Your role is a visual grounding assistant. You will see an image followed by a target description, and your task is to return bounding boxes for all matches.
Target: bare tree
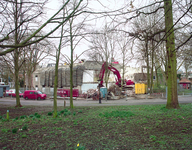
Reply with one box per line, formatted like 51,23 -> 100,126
0,0 -> 84,107
163,0 -> 179,108
116,30 -> 134,87
86,24 -> 117,87
0,0 -> 47,107
130,5 -> 165,93
21,38 -> 53,90
51,0 -> 88,112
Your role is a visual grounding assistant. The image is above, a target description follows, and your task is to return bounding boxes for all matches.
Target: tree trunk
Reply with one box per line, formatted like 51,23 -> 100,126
146,36 -> 150,94
164,0 -> 179,109
70,63 -> 74,109
15,49 -> 22,107
14,0 -> 22,107
70,20 -> 74,109
53,60 -> 58,118
155,66 -> 159,87
150,40 -> 154,94
53,8 -> 65,117
121,54 -> 125,91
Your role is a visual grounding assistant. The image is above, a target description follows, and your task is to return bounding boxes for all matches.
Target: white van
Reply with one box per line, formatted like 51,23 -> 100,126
6,89 -> 23,97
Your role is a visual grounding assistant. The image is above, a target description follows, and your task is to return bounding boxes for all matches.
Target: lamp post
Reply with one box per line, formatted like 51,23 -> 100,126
97,79 -> 101,104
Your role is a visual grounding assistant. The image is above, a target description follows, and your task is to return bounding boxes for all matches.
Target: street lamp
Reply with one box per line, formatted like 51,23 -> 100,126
97,79 -> 102,104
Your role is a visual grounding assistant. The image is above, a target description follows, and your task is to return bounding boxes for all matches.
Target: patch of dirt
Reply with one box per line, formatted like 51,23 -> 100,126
0,105 -> 63,119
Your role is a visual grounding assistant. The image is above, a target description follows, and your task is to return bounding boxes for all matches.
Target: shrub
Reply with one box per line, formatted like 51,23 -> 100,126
48,112 -> 53,116
35,114 -> 41,118
64,109 -> 68,112
78,110 -> 83,113
60,110 -> 65,114
29,115 -> 34,118
12,128 -> 18,133
22,134 -> 27,138
67,111 -> 71,115
1,129 -> 9,133
34,113 -> 41,118
22,125 -> 28,131
34,113 -> 39,116
20,115 -> 27,119
57,112 -> 61,116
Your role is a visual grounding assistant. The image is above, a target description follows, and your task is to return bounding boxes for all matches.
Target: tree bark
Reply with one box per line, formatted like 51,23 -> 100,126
150,40 -> 154,94
163,0 -> 179,108
14,0 -> 22,107
53,6 -> 66,117
145,36 -> 150,94
70,19 -> 74,109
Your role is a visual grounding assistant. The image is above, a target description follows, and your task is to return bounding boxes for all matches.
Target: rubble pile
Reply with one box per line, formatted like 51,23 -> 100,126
79,89 -> 98,99
124,88 -> 135,97
108,85 -> 122,96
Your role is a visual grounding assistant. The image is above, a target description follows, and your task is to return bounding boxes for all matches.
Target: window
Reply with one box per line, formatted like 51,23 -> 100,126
38,91 -> 42,94
29,92 -> 33,94
35,85 -> 38,90
35,75 -> 38,82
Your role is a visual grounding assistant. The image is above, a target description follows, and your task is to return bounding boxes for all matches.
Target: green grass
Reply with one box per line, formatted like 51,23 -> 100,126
0,104 -> 192,149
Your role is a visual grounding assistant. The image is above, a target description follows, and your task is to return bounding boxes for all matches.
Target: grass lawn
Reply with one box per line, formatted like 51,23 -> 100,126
0,103 -> 192,150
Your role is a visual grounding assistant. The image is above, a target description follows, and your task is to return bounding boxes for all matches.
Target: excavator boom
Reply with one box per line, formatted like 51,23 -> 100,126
98,62 -> 122,87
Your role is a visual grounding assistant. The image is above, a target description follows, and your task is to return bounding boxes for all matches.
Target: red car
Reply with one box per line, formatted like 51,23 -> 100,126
23,90 -> 47,100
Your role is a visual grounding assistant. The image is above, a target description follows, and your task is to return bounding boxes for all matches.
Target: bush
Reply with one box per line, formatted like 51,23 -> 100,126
64,109 -> 68,112
34,113 -> 39,116
29,115 -> 34,118
48,112 -> 53,116
57,112 -> 61,116
20,115 -> 27,119
22,134 -> 27,138
67,111 -> 71,115
78,110 -> 83,113
12,128 -> 18,133
34,113 -> 41,118
22,125 -> 28,131
35,114 -> 41,118
60,110 -> 65,114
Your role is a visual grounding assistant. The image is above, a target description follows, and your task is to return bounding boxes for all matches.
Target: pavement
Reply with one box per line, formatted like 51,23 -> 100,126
0,95 -> 192,107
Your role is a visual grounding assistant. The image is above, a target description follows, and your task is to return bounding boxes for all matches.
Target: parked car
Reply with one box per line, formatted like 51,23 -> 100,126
5,89 -> 23,97
23,90 -> 47,100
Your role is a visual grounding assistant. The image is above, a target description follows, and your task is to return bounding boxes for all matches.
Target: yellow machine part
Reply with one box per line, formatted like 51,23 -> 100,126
135,83 -> 147,94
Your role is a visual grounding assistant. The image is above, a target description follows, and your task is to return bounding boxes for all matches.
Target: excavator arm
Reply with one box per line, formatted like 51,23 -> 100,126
98,62 -> 122,87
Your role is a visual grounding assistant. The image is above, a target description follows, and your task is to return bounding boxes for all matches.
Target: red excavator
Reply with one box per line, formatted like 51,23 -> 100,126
98,62 -> 134,88
92,62 -> 134,100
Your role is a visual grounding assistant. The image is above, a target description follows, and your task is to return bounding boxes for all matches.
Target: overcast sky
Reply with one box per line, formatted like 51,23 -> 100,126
41,0 -> 151,67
